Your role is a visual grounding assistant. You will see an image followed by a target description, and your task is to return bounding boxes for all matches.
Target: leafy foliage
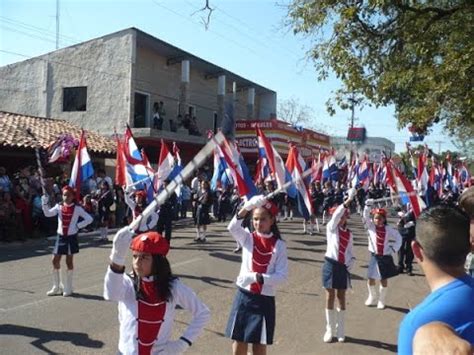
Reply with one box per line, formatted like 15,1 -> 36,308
287,1 -> 474,138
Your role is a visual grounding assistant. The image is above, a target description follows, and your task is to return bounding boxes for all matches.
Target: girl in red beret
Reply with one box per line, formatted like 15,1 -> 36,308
363,199 -> 402,309
42,185 -> 93,296
225,195 -> 288,355
104,227 -> 210,354
321,188 -> 357,343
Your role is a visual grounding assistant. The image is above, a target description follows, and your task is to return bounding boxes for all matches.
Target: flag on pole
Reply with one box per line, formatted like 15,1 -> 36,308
122,126 -> 154,191
168,142 -> 184,181
156,139 -> 175,190
69,130 -> 94,201
221,137 -> 256,199
256,126 -> 296,197
285,144 -> 313,219
386,162 -> 426,218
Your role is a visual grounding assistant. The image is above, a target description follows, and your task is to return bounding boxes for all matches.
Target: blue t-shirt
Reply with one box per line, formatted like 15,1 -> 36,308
398,275 -> 474,354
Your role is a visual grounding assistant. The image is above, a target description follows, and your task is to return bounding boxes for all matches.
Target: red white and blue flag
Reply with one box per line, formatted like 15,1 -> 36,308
122,126 -> 155,194
387,162 -> 426,218
156,139 -> 175,190
285,144 -> 313,219
256,126 -> 296,197
69,131 -> 94,201
221,138 -> 256,199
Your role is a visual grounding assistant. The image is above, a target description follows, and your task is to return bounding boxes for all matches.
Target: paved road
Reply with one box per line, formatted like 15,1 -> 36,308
0,214 -> 430,354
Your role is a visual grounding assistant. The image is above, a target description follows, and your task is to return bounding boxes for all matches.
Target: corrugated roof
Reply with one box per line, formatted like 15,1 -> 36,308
0,111 -> 116,154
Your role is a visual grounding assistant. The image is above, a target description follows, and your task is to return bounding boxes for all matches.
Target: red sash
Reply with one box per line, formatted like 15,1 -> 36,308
375,226 -> 386,255
250,232 -> 277,294
137,279 -> 167,355
337,228 -> 350,264
61,204 -> 75,236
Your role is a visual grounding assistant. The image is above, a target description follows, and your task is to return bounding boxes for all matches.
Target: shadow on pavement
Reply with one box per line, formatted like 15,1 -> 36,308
385,305 -> 410,314
0,324 -> 104,353
344,336 -> 397,352
175,273 -> 234,288
71,293 -> 105,302
208,251 -> 241,263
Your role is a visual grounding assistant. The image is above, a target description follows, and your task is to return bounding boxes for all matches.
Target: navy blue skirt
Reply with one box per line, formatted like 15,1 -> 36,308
53,234 -> 79,255
225,288 -> 275,345
322,257 -> 350,289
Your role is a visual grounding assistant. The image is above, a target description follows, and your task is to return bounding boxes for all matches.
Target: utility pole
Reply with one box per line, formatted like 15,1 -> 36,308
56,0 -> 60,49
434,140 -> 442,155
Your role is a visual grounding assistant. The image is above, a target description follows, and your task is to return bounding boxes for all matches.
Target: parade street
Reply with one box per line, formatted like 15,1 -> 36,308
1,214 -> 428,354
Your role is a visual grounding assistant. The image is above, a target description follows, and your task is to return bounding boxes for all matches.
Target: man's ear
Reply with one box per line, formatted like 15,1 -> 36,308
411,240 -> 424,263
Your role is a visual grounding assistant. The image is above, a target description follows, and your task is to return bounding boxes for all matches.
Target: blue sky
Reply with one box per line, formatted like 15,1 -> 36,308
0,0 -> 456,153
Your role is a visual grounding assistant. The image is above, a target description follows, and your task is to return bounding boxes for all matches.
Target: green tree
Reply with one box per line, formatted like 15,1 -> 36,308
287,1 -> 474,139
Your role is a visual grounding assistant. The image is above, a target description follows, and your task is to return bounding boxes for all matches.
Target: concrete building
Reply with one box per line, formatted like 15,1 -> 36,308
331,136 -> 395,162
0,27 -> 276,163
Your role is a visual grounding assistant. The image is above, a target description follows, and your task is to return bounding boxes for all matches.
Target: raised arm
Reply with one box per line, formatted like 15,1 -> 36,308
103,227 -> 135,302
41,195 -> 58,217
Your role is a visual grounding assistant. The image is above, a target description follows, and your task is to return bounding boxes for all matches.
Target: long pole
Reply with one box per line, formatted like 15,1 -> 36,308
129,131 -> 226,230
26,129 -> 47,194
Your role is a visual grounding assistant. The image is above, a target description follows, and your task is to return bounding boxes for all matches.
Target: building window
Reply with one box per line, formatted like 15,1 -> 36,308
63,87 -> 87,111
134,92 -> 149,128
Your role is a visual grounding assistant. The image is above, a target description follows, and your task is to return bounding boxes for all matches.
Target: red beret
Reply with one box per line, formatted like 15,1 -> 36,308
135,190 -> 147,199
262,200 -> 279,217
372,208 -> 387,217
62,186 -> 75,194
130,232 -> 169,256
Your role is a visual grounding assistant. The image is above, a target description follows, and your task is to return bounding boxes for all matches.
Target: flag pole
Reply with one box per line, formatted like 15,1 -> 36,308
26,128 -> 47,194
130,131 -> 226,231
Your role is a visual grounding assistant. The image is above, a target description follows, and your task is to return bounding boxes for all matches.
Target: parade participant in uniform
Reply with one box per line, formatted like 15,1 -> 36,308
398,205 -> 474,354
156,179 -> 177,243
225,195 -> 288,355
125,189 -> 158,233
194,180 -> 212,242
97,181 -> 114,241
321,180 -> 334,225
397,204 -> 416,275
322,188 -> 357,343
363,199 -> 402,309
42,186 -> 93,296
104,228 -> 210,355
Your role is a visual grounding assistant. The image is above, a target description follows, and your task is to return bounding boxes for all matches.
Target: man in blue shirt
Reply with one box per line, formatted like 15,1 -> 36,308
398,205 -> 474,354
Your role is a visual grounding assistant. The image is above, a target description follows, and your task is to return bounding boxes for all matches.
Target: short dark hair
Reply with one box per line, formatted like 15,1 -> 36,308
416,205 -> 470,267
459,187 -> 474,218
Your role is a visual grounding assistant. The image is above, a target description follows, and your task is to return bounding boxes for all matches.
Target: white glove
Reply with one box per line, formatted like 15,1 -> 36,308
237,272 -> 257,288
41,195 -> 49,205
157,339 -> 189,354
110,226 -> 135,265
347,188 -> 357,200
365,198 -> 375,207
405,221 -> 415,228
242,195 -> 267,211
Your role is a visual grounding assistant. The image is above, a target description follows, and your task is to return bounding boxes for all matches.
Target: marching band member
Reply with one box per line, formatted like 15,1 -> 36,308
125,189 -> 159,233
104,227 -> 210,354
363,199 -> 402,309
42,186 -> 93,296
322,188 -> 356,343
225,195 -> 288,355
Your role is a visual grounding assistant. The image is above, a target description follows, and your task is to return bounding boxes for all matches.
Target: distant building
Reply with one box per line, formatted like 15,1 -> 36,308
331,136 -> 395,162
0,27 -> 276,163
